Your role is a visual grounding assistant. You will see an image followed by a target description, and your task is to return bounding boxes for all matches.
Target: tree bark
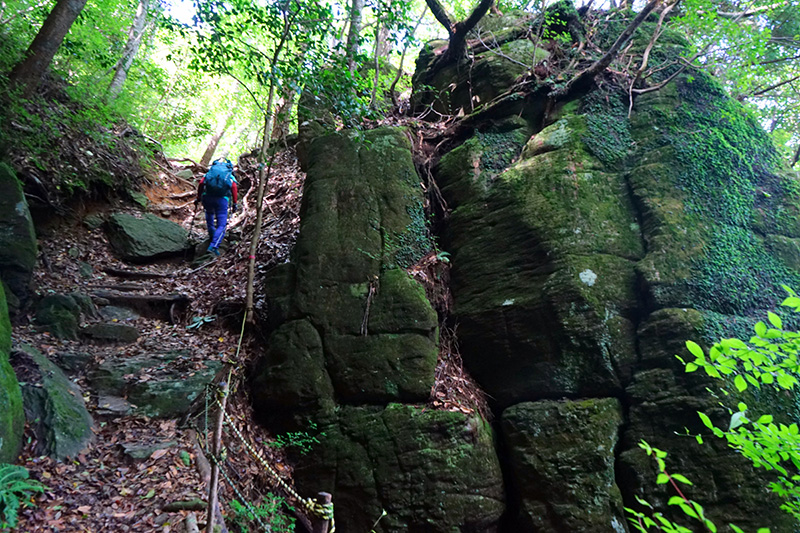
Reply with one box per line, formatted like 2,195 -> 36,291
200,110 -> 234,167
423,0 -> 495,65
107,0 -> 151,99
345,0 -> 364,72
9,0 -> 89,97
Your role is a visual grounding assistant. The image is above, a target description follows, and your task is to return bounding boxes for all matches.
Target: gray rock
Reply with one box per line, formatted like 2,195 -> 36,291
105,212 -> 188,263
0,163 -> 37,311
98,305 -> 139,321
96,394 -> 132,416
89,350 -> 222,418
10,345 -> 93,460
82,323 -> 140,343
55,350 -> 94,373
121,440 -> 176,461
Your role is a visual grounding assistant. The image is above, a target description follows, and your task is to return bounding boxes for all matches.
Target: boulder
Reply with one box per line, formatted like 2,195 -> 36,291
293,404 -> 505,532
35,293 -> 98,340
0,163 -> 37,311
0,283 -> 24,462
82,323 -> 140,343
105,212 -> 189,262
10,345 -> 93,459
89,350 -> 222,418
501,398 -> 625,532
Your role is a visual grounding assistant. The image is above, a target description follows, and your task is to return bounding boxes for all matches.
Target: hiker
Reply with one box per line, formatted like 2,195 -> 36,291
195,158 -> 238,256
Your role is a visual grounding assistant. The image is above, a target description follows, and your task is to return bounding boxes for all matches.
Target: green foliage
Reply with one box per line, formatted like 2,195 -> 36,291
630,288 -> 800,531
267,421 -> 324,456
0,463 -> 45,530
229,494 -> 295,533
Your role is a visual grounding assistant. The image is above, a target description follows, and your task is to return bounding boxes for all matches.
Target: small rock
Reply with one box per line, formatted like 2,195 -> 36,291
175,169 -> 194,180
82,323 -> 140,343
98,305 -> 139,321
55,350 -> 94,373
78,261 -> 94,278
121,440 -> 176,461
96,394 -> 132,416
83,213 -> 105,230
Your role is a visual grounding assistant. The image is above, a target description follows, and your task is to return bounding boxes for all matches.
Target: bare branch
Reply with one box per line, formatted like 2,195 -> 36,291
716,0 -> 789,19
749,74 -> 800,97
552,0 -> 662,100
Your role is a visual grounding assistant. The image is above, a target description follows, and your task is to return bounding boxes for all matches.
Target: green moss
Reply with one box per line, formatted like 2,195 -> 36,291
666,72 -> 800,315
580,90 -> 633,166
0,284 -> 24,462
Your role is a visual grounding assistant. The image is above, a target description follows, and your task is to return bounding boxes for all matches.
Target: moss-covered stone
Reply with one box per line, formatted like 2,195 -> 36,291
0,283 -> 24,462
438,107 -> 641,406
105,212 -> 189,263
89,349 -> 221,418
292,404 -> 505,532
0,162 -> 37,310
81,323 -> 140,343
35,294 -> 82,340
501,398 -> 625,531
11,345 -> 93,459
255,128 -> 438,411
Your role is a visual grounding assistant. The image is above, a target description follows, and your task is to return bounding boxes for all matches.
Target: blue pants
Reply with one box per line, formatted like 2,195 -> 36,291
202,195 -> 228,249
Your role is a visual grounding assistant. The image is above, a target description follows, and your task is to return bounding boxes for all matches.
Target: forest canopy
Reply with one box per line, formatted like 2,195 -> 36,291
0,0 -> 797,166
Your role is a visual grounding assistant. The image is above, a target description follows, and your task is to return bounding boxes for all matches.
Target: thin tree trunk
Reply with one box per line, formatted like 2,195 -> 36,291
369,21 -> 382,109
245,12 -> 295,323
107,0 -> 150,99
200,110 -> 234,167
9,0 -> 89,96
345,0 -> 364,72
271,87 -> 296,142
390,5 -> 428,108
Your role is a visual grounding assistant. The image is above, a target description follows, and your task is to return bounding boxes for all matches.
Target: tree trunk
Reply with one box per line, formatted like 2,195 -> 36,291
271,87 -> 296,142
199,111 -> 234,167
345,0 -> 364,73
9,0 -> 89,96
107,0 -> 150,99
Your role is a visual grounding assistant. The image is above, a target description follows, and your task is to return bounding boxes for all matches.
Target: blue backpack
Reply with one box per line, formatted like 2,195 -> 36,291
204,160 -> 235,198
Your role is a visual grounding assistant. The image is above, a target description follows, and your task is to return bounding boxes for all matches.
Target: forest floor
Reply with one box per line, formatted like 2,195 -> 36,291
10,119 -> 488,532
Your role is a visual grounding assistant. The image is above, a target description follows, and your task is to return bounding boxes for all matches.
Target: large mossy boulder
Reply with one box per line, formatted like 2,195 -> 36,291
0,283 -> 24,462
0,163 -> 37,311
415,11 -> 799,530
253,128 -> 505,530
501,398 -> 625,532
293,404 -> 505,533
10,345 -> 93,459
105,212 -> 189,262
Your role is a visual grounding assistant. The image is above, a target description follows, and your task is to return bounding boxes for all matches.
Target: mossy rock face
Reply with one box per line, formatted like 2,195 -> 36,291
0,283 -> 24,462
81,323 -> 140,343
439,110 -> 641,406
292,404 -> 505,532
501,398 -> 625,532
254,128 -> 437,411
10,345 -> 93,459
0,162 -> 37,310
105,212 -> 189,263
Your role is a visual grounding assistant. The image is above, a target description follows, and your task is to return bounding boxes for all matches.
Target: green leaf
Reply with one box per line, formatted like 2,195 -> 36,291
685,362 -> 698,372
671,473 -> 693,485
734,374 -> 747,392
757,414 -> 774,424
668,496 -> 685,505
755,321 -> 767,337
686,340 -> 705,360
768,312 -> 782,329
656,473 -> 669,484
698,411 -> 713,429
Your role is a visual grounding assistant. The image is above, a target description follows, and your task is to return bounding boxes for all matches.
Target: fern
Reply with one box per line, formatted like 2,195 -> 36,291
0,464 -> 46,530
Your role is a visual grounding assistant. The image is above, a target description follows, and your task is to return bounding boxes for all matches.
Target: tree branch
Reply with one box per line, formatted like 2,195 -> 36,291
552,0 -> 662,100
446,0 -> 495,62
749,74 -> 800,97
424,0 -> 454,36
716,1 -> 788,19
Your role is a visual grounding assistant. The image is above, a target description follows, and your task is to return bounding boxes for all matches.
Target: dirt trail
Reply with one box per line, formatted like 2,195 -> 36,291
12,148 -> 305,532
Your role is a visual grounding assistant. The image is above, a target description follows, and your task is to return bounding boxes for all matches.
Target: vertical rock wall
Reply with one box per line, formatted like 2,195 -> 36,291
253,127 -> 505,531
0,282 -> 24,462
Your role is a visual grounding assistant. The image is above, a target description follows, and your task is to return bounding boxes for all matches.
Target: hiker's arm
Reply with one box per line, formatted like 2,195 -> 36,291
196,177 -> 205,203
231,181 -> 238,204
